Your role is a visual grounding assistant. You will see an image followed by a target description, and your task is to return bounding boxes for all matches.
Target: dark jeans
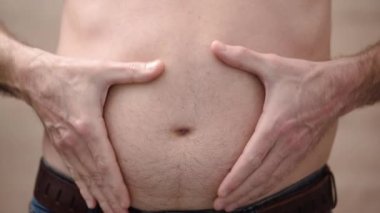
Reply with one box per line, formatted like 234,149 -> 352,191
30,165 -> 334,213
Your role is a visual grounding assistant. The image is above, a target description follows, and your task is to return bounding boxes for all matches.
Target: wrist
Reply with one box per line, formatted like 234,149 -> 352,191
314,55 -> 367,118
368,44 -> 380,85
357,45 -> 380,105
10,42 -> 46,102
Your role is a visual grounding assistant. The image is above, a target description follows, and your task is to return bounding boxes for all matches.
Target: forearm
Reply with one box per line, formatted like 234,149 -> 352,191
0,22 -> 38,99
336,42 -> 380,115
0,22 -> 17,96
357,42 -> 380,105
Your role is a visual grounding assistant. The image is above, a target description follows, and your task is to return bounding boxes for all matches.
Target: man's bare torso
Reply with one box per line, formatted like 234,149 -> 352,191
43,0 -> 337,210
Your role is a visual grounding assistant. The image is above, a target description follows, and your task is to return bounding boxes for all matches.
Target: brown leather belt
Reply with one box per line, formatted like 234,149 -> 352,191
34,159 -> 337,213
34,159 -> 88,213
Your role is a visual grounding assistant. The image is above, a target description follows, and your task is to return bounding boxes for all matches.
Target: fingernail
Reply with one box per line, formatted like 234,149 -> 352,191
85,200 -> 92,208
225,204 -> 237,212
213,199 -> 225,210
146,60 -> 161,71
215,40 -> 226,51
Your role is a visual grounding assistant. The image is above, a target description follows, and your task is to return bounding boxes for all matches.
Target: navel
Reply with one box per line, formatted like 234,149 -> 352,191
172,127 -> 193,137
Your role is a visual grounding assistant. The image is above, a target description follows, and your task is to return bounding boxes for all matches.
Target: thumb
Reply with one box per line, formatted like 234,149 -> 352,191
211,40 -> 270,80
101,59 -> 165,84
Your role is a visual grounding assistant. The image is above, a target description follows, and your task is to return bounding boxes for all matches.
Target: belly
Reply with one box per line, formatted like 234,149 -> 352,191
43,0 -> 336,210
104,47 -> 264,209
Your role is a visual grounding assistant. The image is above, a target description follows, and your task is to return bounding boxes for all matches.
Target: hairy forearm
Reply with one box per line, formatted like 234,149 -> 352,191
360,42 -> 380,105
338,42 -> 380,115
0,22 -> 37,99
0,22 -> 17,96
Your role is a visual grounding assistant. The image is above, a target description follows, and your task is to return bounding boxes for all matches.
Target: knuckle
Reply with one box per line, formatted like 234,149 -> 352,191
127,62 -> 140,71
284,137 -> 304,152
234,46 -> 250,58
50,128 -> 76,149
248,155 -> 260,168
71,118 -> 91,136
92,172 -> 105,187
85,171 -> 105,189
245,152 -> 264,169
66,165 -> 76,177
78,173 -> 92,185
90,165 -> 109,188
109,184 -> 129,208
121,63 -> 140,81
126,63 -> 142,75
60,136 -> 76,149
255,173 -> 267,184
277,120 -> 294,134
95,155 -> 110,174
108,182 -> 120,194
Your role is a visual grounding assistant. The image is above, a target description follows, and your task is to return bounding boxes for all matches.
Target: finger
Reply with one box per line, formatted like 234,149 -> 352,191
222,126 -> 314,211
77,117 -> 130,210
215,114 -> 276,199
220,136 -> 292,211
99,59 -> 165,84
51,120 -> 127,212
60,158 -> 96,208
60,146 -> 111,209
75,178 -> 96,208
58,141 -> 115,212
210,40 -> 270,79
45,128 -> 98,208
64,147 -> 128,213
215,134 -> 288,211
226,142 -> 306,212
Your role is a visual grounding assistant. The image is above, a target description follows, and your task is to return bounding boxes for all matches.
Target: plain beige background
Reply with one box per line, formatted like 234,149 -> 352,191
0,0 -> 379,212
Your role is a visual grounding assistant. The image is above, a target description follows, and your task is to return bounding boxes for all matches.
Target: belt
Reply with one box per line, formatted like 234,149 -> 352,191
34,159 -> 88,213
34,159 -> 337,213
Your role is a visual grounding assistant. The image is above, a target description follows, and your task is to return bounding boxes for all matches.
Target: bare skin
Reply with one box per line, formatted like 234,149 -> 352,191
1,1 -> 379,212
43,0 -> 336,211
2,0 -> 379,212
0,22 -> 164,213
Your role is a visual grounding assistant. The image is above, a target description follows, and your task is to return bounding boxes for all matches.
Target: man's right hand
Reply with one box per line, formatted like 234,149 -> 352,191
17,49 -> 164,213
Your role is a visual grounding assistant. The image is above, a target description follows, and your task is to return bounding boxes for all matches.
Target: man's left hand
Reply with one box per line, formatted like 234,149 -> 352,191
210,40 -> 341,211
